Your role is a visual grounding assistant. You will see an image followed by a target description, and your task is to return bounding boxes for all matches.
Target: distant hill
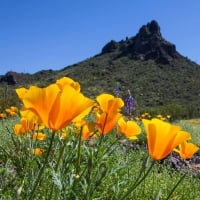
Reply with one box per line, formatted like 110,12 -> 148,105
1,20 -> 200,118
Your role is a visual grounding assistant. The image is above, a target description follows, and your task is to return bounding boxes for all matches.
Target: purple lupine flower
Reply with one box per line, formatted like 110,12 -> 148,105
125,90 -> 135,119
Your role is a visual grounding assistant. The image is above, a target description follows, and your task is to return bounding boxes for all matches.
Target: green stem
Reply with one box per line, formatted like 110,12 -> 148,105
76,127 -> 83,175
165,173 -> 186,200
69,127 -> 83,199
48,138 -> 68,200
84,151 -> 93,199
55,140 -> 67,172
119,159 -> 155,200
96,113 -> 108,158
29,131 -> 55,200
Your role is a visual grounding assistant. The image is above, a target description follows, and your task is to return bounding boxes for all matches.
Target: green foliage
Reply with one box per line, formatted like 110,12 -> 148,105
0,86 -> 20,111
0,118 -> 200,199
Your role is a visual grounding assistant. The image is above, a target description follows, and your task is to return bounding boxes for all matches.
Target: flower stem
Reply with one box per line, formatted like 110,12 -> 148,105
165,173 -> 186,200
69,127 -> 83,199
48,137 -> 68,200
76,127 -> 83,175
29,131 -> 55,199
119,159 -> 155,200
55,140 -> 67,172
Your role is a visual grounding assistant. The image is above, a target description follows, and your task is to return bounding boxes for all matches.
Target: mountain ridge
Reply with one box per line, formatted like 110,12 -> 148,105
100,20 -> 183,65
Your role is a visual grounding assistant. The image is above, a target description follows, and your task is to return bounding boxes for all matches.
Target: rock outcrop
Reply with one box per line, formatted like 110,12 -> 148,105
0,71 -> 18,85
101,20 -> 182,64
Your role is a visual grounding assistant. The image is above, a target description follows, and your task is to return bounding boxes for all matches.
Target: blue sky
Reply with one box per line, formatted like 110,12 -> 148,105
0,0 -> 200,75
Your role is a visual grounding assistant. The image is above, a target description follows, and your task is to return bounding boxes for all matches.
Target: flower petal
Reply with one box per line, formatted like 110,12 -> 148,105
49,85 -> 94,130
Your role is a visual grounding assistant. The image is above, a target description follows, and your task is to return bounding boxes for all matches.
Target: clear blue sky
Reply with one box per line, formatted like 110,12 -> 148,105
0,0 -> 200,75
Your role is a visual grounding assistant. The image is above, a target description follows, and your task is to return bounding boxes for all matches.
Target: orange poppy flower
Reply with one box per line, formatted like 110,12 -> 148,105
16,87 -> 28,99
10,106 -> 18,112
96,94 -> 124,114
96,112 -> 122,134
174,141 -> 199,159
32,132 -> 46,141
20,109 -> 42,125
32,148 -> 44,156
56,77 -> 80,91
16,78 -> 94,131
117,117 -> 141,140
14,118 -> 36,136
81,122 -> 96,140
0,113 -> 6,119
96,94 -> 124,134
142,118 -> 191,160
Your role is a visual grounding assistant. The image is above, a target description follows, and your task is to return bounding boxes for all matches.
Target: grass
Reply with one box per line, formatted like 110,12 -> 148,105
0,117 -> 200,199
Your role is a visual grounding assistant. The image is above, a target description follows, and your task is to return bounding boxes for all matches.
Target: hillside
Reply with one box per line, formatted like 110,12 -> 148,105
0,20 -> 200,118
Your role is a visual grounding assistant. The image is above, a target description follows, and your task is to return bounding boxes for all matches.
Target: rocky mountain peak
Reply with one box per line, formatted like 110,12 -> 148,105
101,20 -> 182,64
138,20 -> 161,39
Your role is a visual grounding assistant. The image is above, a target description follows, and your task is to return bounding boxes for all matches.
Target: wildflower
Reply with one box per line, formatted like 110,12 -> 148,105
117,117 -> 141,140
134,116 -> 141,121
141,113 -> 147,118
10,106 -> 18,112
0,113 -> 6,119
125,90 -> 135,119
5,108 -> 11,113
141,112 -> 151,119
96,94 -> 124,134
32,132 -> 46,141
72,115 -> 96,140
59,131 -> 67,139
156,114 -> 162,119
14,118 -> 35,136
10,111 -> 17,117
174,141 -> 199,159
32,148 -> 44,155
5,108 -> 17,117
96,112 -> 121,134
147,113 -> 151,119
166,115 -> 171,119
81,122 -> 96,140
97,94 -> 124,113
160,117 -> 166,121
56,76 -> 80,91
142,118 -> 191,160
20,109 -> 41,125
15,87 -> 27,99
16,77 -> 94,131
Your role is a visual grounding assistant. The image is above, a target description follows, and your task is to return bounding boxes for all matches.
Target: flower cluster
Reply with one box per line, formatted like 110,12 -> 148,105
0,106 -> 18,119
8,76 -> 200,200
14,77 -> 142,154
134,112 -> 172,122
142,118 -> 199,160
14,77 -> 199,160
